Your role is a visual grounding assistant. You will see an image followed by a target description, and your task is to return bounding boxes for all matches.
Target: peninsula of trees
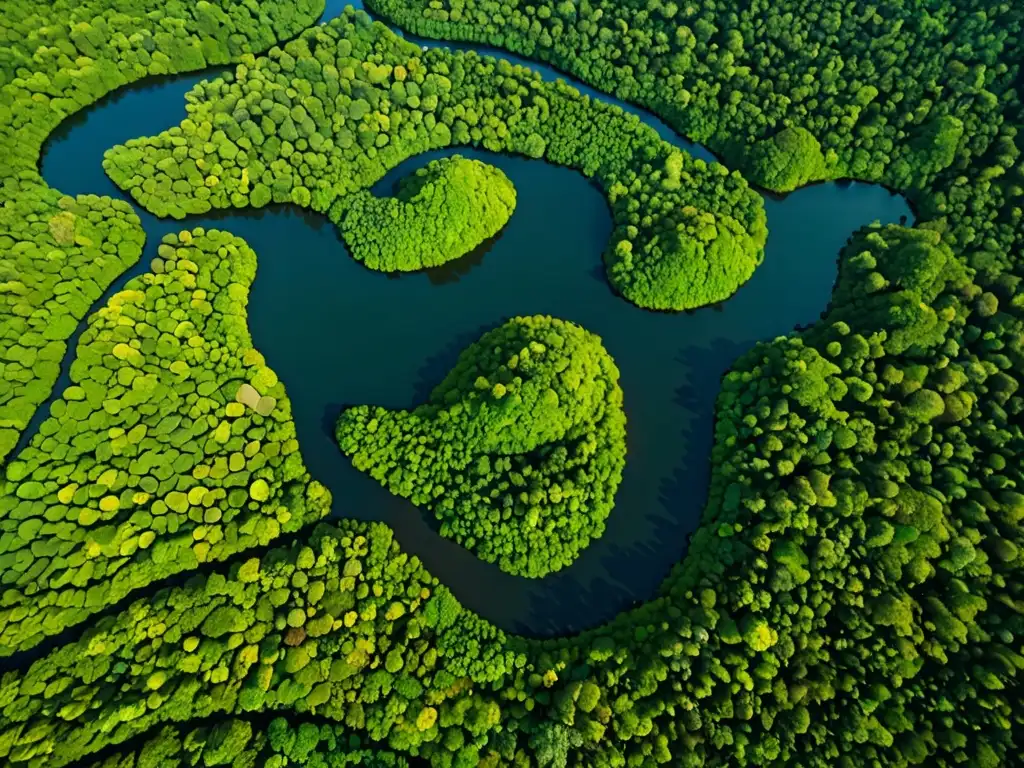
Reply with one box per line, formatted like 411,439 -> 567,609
337,315 -> 626,576
0,0 -> 326,465
102,12 -> 767,311
0,229 -> 330,655
337,155 -> 516,271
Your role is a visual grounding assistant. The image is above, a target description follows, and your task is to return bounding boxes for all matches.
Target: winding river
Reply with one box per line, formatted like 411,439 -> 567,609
33,0 -> 912,637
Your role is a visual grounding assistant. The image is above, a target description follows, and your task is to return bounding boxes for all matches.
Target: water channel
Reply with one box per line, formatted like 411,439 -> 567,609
34,1 -> 912,636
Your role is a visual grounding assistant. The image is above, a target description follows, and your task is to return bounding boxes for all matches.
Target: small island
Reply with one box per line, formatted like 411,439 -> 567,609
102,14 -> 767,311
336,315 -> 626,576
336,155 -> 516,271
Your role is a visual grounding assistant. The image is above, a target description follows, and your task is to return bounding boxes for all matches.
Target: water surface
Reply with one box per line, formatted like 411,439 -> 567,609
36,6 -> 912,635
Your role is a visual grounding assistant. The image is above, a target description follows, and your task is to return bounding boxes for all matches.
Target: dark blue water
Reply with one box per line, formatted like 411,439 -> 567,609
35,4 -> 912,636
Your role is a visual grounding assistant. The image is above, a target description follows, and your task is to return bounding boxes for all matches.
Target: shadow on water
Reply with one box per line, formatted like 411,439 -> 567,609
424,239 -> 493,285
379,219 -> 505,286
412,322 -> 496,404
33,9 -> 913,638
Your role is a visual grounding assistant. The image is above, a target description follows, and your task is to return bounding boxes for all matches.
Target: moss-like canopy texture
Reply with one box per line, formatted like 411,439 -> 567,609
4,0 -> 1024,765
337,155 -> 516,271
746,126 -> 828,192
337,315 -> 625,576
0,0 -> 325,464
82,718 -> 410,768
0,520 -> 509,768
0,228 -> 329,655
102,9 -> 767,311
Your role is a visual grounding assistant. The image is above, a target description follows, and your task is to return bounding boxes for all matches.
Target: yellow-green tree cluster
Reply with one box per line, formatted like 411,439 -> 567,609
0,228 -> 329,655
337,315 -> 626,576
103,9 -> 767,311
0,0 -> 325,463
0,521 -> 509,768
337,155 -> 516,271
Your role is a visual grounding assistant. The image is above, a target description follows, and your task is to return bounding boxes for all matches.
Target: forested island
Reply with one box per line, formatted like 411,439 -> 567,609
0,1 -> 1022,767
102,13 -> 767,311
337,315 -> 626,577
337,155 -> 517,271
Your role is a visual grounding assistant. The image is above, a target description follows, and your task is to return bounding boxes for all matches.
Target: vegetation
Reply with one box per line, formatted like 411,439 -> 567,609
9,218 -> 1022,768
746,126 -> 827,193
2,1 -> 1024,767
84,719 -> 409,768
0,521 -> 511,768
337,155 -> 516,271
365,0 -> 1021,199
343,9 -> 1024,764
0,228 -> 330,655
4,220 -> 1024,766
337,315 -> 625,576
102,9 -> 767,310
0,0 -> 326,464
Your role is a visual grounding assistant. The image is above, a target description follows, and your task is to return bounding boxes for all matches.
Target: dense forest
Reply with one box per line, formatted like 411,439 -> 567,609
337,155 -> 517,271
366,0 -> 1022,203
0,0 -> 326,464
102,12 -> 767,311
0,228 -> 330,655
0,1 -> 1022,767
85,717 -> 411,768
337,315 -> 626,576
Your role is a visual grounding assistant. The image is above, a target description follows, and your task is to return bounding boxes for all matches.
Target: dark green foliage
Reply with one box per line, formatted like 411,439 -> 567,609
337,316 -> 625,576
910,116 -> 965,179
746,126 -> 827,192
337,155 -> 516,271
3,0 -> 1024,767
84,718 -> 410,768
103,9 -> 767,311
366,0 -> 1022,205
0,229 -> 330,655
0,0 -> 325,463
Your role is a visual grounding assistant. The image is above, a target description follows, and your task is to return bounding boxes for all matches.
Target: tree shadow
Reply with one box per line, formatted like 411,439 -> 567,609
426,230 -> 502,285
411,320 -> 502,403
509,337 -> 753,636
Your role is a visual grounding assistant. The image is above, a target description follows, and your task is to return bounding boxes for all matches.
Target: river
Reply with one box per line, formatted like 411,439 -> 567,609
34,1 -> 912,636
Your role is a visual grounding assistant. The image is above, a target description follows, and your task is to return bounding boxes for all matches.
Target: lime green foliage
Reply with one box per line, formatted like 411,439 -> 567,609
0,0 -> 326,464
605,181 -> 764,310
338,316 -> 625,576
0,197 -> 145,460
337,155 -> 516,271
103,9 -> 766,310
0,229 -> 329,655
4,2 -> 1024,767
0,522 -> 510,768
84,718 -> 409,768
746,126 -> 827,192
